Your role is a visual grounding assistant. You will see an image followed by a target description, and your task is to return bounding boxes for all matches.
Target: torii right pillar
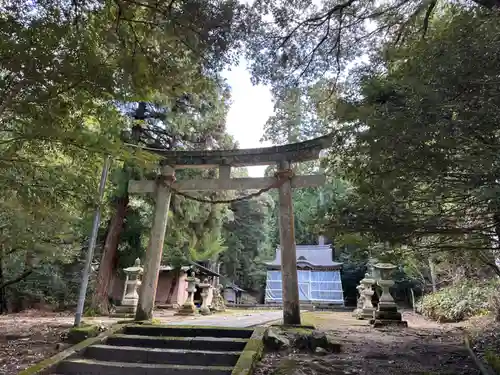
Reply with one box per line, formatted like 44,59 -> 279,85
277,160 -> 301,325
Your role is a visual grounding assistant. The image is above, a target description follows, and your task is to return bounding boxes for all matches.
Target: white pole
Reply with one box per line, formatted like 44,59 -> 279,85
74,155 -> 112,326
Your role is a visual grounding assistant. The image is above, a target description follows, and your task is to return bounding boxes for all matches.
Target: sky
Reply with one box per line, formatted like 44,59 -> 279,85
222,59 -> 274,177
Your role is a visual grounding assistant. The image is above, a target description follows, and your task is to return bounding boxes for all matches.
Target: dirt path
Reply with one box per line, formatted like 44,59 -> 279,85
167,310 -> 282,327
255,311 -> 481,375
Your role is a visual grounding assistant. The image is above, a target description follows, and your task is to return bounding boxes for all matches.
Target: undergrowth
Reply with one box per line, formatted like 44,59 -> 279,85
416,280 -> 500,322
484,349 -> 500,373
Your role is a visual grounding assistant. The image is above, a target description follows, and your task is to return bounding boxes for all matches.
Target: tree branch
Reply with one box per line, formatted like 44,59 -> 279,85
0,269 -> 33,289
421,0 -> 437,39
278,0 -> 357,49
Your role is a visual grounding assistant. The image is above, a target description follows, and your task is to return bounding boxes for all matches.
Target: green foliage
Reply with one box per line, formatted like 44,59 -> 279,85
327,8 -> 500,253
116,200 -> 152,269
261,86 -> 330,145
220,192 -> 275,290
245,0 -> 497,96
5,0 -> 500,316
484,348 -> 500,373
416,280 -> 498,322
0,0 -> 246,312
188,232 -> 227,262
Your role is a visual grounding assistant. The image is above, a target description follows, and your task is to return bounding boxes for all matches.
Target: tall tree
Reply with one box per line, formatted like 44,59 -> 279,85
220,192 -> 275,291
321,6 -> 500,274
245,0 -> 499,97
0,0 -> 245,311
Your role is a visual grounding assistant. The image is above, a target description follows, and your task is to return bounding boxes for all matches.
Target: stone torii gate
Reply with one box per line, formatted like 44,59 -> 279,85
128,135 -> 332,324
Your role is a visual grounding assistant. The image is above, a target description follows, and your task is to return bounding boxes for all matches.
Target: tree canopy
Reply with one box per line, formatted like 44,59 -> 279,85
2,0 -> 500,314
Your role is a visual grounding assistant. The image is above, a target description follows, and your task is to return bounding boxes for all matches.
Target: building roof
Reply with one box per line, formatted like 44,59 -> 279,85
190,261 -> 221,277
265,245 -> 343,269
225,283 -> 245,292
158,262 -> 221,277
159,265 -> 190,272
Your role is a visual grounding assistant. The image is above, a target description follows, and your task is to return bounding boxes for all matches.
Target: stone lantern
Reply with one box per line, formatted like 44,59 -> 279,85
211,284 -> 226,312
176,270 -> 198,316
371,263 -> 407,327
115,258 -> 143,316
352,284 -> 365,318
359,274 -> 376,319
198,278 -> 212,316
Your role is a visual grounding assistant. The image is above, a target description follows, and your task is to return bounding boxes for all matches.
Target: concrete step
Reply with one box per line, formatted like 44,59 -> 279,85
106,334 -> 248,351
123,325 -> 254,339
85,344 -> 241,366
57,358 -> 233,375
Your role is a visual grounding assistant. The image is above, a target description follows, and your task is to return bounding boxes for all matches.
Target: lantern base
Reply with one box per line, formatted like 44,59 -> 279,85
113,304 -> 137,317
374,308 -> 401,320
370,319 -> 408,328
359,307 -> 375,319
200,306 -> 211,315
370,308 -> 407,327
175,303 -> 197,316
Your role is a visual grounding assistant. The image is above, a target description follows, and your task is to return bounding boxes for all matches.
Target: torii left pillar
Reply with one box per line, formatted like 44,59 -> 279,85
135,165 -> 174,321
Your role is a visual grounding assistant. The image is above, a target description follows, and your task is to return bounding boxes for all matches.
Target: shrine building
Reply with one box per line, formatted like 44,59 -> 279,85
264,236 -> 344,306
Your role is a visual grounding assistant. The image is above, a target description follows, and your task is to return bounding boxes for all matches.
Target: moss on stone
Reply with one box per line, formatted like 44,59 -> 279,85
281,327 -> 314,336
231,328 -> 265,375
17,356 -> 60,375
116,318 -> 135,324
67,323 -> 102,344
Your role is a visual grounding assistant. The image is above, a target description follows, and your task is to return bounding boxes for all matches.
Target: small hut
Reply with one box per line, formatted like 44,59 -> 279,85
223,284 -> 245,304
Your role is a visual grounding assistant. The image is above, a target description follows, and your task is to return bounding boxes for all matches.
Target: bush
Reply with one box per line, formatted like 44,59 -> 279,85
416,280 -> 498,322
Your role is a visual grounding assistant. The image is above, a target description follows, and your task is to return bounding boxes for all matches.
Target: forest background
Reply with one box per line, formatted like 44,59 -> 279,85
1,0 -> 500,323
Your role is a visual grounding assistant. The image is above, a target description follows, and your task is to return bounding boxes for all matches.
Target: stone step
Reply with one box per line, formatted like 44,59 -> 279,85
106,334 -> 248,351
84,344 -> 241,366
57,358 -> 233,375
123,325 -> 254,339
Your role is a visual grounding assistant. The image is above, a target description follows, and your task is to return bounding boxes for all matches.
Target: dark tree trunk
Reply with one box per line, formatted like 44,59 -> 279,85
91,196 -> 129,314
89,101 -> 144,314
0,250 -> 34,312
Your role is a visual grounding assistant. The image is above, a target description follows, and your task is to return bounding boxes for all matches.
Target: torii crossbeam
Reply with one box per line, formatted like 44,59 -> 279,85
129,135 -> 333,324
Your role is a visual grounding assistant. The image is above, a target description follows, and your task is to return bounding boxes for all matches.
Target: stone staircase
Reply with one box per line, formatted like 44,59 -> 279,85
54,325 -> 254,375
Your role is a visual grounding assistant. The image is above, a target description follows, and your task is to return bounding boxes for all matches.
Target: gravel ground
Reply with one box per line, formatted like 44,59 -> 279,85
255,311 -> 482,375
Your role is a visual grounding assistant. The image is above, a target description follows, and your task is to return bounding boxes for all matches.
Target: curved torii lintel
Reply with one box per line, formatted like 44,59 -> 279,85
155,134 -> 333,168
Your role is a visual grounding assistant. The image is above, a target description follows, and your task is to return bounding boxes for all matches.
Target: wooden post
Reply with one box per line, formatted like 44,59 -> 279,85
277,160 -> 301,325
135,165 -> 174,321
